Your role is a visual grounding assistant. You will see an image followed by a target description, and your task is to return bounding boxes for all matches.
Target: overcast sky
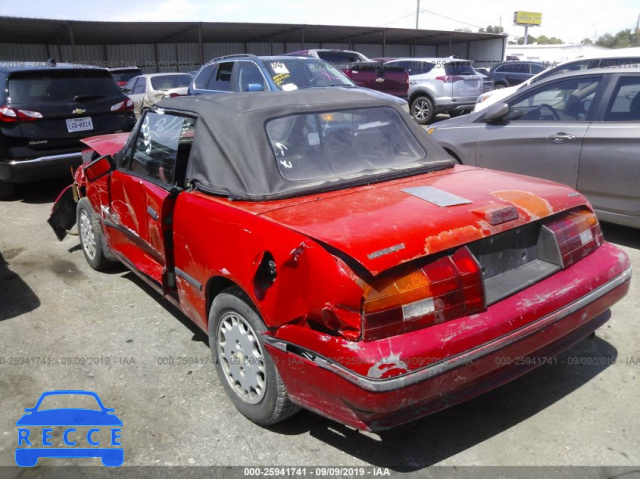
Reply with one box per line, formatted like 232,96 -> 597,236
0,0 -> 638,44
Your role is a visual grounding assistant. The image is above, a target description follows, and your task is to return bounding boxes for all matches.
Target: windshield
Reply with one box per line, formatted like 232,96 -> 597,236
264,59 -> 353,91
150,74 -> 193,90
266,107 -> 426,181
36,394 -> 101,411
8,69 -> 122,103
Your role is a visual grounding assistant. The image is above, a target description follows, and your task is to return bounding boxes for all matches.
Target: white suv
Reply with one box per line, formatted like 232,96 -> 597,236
385,57 -> 483,124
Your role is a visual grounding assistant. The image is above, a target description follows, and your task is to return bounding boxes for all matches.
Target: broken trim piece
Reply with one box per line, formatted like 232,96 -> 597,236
175,267 -> 202,291
265,267 -> 631,393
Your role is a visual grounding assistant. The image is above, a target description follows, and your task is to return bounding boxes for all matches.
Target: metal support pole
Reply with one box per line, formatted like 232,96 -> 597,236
416,0 -> 420,29
524,25 -> 529,45
67,22 -> 76,62
198,22 -> 204,67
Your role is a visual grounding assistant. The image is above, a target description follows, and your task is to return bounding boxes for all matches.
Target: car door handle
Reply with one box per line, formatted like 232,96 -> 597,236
147,206 -> 158,221
548,133 -> 576,144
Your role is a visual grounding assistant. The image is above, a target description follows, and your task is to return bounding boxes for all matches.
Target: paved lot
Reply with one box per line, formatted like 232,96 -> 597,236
1,178 -> 639,473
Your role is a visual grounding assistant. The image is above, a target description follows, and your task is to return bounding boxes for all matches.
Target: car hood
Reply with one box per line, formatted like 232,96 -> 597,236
16,409 -> 123,426
260,165 -> 589,275
475,85 -> 519,111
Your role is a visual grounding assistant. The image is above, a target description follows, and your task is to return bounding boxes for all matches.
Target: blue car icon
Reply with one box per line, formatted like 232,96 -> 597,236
16,390 -> 123,467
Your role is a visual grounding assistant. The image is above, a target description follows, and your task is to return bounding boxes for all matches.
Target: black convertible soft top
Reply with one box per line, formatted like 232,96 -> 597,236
156,88 -> 454,201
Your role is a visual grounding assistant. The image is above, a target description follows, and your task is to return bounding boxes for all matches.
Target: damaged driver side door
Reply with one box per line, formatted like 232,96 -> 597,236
104,111 -> 196,293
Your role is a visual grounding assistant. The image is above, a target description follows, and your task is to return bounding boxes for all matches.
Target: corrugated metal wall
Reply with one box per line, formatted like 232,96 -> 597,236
0,37 -> 505,70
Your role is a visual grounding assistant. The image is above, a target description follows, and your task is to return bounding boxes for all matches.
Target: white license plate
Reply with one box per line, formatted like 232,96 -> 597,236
66,117 -> 93,133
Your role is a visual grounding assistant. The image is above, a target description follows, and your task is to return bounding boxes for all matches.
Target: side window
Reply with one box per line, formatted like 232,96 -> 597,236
494,65 -> 507,73
507,77 -> 602,122
122,78 -> 137,94
235,61 -> 266,91
132,78 -> 146,94
530,64 -> 545,74
128,112 -> 197,187
206,61 -> 234,91
193,64 -> 216,90
603,77 -> 640,121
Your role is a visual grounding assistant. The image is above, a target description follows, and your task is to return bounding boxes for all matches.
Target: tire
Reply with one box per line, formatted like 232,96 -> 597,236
411,96 -> 435,125
77,197 -> 116,271
209,287 -> 299,426
0,180 -> 15,200
494,83 -> 506,89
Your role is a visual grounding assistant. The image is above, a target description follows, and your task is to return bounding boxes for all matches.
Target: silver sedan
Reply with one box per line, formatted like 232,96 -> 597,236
428,68 -> 640,229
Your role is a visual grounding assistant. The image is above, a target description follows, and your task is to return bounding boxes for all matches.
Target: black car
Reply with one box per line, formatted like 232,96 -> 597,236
0,61 -> 136,198
487,61 -> 546,88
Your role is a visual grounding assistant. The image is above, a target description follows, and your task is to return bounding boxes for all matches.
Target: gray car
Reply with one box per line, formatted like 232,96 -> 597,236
428,67 -> 640,228
385,57 -> 483,124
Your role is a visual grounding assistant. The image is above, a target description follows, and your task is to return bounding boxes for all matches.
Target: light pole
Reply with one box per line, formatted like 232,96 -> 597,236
416,0 -> 420,29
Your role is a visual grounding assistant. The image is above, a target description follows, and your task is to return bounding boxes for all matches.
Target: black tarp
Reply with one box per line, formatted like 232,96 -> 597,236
156,88 -> 455,201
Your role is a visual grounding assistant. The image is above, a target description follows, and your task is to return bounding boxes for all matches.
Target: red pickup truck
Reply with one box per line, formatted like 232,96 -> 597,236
286,49 -> 408,99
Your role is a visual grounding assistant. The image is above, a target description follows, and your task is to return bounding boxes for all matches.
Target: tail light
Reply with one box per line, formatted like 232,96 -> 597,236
541,209 -> 604,268
362,246 -> 485,341
167,93 -> 184,98
435,75 -> 465,83
0,106 -> 43,122
110,99 -> 134,112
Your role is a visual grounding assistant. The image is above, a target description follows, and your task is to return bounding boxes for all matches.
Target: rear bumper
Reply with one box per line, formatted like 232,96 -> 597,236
0,152 -> 82,183
265,243 -> 631,430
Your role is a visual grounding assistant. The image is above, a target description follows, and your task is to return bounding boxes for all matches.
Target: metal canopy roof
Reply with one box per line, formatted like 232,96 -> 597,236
0,16 -> 505,46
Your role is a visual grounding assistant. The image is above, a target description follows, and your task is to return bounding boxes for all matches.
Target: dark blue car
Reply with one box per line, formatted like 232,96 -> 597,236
487,61 -> 546,88
16,390 -> 123,467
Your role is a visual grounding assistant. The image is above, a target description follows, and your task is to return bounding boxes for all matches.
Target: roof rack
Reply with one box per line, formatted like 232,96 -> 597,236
209,54 -> 258,63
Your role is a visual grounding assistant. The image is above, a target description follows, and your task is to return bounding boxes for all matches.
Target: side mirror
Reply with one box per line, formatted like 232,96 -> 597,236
246,83 -> 265,92
484,102 -> 510,123
84,155 -> 114,182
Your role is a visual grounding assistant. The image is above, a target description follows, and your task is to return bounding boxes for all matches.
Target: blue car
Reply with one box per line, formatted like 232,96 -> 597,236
16,390 -> 123,467
188,54 -> 355,95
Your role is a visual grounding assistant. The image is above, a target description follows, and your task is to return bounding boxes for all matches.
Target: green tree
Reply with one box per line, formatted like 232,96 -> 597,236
479,25 -> 504,34
595,28 -> 640,48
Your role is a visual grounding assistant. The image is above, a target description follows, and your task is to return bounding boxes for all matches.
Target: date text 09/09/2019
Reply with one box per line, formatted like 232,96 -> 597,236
243,467 -> 391,477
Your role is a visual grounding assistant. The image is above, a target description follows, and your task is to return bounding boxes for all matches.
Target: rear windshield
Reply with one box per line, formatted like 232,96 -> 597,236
315,51 -> 367,63
111,69 -> 143,83
445,62 -> 476,76
150,74 -> 193,90
266,107 -> 426,181
264,59 -> 353,91
8,69 -> 123,104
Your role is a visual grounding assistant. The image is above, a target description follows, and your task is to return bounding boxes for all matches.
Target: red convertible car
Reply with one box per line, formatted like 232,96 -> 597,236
49,89 -> 631,431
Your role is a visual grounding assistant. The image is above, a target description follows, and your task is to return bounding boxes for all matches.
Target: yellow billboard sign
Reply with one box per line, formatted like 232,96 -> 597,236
513,11 -> 542,26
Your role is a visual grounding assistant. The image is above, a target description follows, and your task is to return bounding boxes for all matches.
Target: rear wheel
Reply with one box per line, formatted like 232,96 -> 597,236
494,83 -> 506,89
0,180 -> 15,200
209,287 -> 299,426
77,197 -> 115,271
411,96 -> 435,125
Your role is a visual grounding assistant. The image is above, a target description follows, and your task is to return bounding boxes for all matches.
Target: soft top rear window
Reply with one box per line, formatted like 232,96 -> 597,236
8,69 -> 123,104
266,107 -> 426,181
445,62 -> 476,76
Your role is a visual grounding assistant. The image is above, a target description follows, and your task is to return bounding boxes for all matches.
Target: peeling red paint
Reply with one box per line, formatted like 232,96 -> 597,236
491,190 -> 554,219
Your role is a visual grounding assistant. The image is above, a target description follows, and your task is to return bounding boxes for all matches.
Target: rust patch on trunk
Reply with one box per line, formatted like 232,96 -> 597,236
424,225 -> 484,255
491,190 -> 553,219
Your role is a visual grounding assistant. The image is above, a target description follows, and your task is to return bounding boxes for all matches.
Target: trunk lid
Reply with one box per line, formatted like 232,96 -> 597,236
260,166 -> 589,275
